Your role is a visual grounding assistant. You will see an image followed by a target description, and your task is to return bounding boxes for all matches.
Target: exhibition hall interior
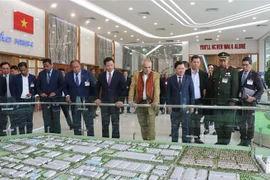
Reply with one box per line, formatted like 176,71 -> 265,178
1,0 -> 270,179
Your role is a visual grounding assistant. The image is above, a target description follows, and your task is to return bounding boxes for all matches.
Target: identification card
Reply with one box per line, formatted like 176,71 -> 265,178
30,82 -> 35,87
247,79 -> 253,85
222,77 -> 228,83
85,80 -> 90,87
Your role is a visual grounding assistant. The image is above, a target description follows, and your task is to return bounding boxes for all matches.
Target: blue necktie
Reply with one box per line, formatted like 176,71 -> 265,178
241,71 -> 247,85
75,73 -> 79,86
47,72 -> 50,84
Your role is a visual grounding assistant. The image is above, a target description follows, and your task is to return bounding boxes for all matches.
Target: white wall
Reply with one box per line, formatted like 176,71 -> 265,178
189,40 -> 258,55
114,41 -> 123,69
80,26 -> 95,64
0,1 -> 45,57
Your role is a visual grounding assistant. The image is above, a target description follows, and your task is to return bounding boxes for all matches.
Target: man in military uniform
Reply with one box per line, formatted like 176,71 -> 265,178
212,52 -> 239,145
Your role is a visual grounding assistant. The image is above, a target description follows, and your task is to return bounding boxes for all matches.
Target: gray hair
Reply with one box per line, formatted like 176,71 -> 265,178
141,58 -> 152,66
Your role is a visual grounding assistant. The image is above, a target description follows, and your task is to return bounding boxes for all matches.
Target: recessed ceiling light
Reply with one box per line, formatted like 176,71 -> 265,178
154,22 -> 158,25
196,39 -> 199,41
86,20 -> 90,24
196,36 -> 199,38
131,35 -> 134,37
142,42 -> 144,44
114,35 -> 117,37
107,32 -> 111,34
159,41 -> 161,43
216,39 -> 219,41
35,18 -> 39,21
219,31 -> 222,33
191,2 -> 195,5
170,33 -> 173,35
124,30 -> 127,33
243,29 -> 246,32
51,3 -> 57,8
177,40 -> 180,42
129,7 -> 133,10
137,39 -> 139,41
71,13 -> 75,17
120,38 -> 123,40
97,27 -> 101,30
217,35 -> 220,37
253,17 -> 257,20
142,16 -> 147,19
52,31 -> 55,33
194,28 -> 197,31
105,19 -> 109,22
115,25 -> 119,28
236,38 -> 239,40
228,0 -> 233,2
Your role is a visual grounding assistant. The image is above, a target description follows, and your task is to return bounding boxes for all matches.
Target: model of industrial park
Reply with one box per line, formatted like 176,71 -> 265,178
0,135 -> 269,180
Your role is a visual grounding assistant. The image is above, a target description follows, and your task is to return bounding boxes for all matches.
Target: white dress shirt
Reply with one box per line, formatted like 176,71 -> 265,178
106,70 -> 114,83
143,73 -> 148,100
21,74 -> 30,99
191,69 -> 201,99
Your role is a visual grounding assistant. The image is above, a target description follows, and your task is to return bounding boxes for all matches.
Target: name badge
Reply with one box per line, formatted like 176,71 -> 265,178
85,80 -> 90,87
247,79 -> 253,85
222,77 -> 228,83
165,82 -> 167,85
30,82 -> 35,87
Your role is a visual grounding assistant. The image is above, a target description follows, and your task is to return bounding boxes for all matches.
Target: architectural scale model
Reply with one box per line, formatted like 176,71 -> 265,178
0,135 -> 268,180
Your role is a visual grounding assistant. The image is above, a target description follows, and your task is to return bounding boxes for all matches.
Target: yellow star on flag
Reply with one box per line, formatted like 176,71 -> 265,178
21,18 -> 28,28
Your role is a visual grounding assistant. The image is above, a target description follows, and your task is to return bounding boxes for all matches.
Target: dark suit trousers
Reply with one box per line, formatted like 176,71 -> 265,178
12,99 -> 34,135
190,99 -> 203,139
60,97 -> 73,127
71,104 -> 94,136
101,106 -> 120,138
238,109 -> 255,140
1,97 -> 16,136
0,111 -> 7,136
171,109 -> 190,143
41,97 -> 61,134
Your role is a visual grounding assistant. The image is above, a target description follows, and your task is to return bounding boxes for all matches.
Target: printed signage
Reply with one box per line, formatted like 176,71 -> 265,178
0,31 -> 34,47
200,43 -> 246,50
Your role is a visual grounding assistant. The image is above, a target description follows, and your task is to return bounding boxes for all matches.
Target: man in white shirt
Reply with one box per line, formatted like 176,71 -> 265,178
11,62 -> 36,135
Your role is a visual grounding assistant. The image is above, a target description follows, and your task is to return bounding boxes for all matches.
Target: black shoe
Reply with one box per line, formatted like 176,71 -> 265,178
127,111 -> 131,113
69,125 -> 73,130
209,122 -> 214,126
204,130 -> 209,135
95,114 -> 98,116
194,139 -> 204,144
169,134 -> 172,137
212,131 -> 217,135
215,142 -> 224,145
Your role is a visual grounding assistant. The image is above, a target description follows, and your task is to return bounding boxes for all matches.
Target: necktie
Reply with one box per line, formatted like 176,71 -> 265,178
108,72 -> 112,86
241,71 -> 247,85
75,73 -> 79,86
178,76 -> 182,89
47,71 -> 51,84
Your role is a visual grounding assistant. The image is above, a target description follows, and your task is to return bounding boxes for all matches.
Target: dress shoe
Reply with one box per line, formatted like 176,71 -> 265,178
194,139 -> 204,144
169,134 -> 172,137
127,111 -> 131,113
209,122 -> 214,126
215,142 -> 224,145
212,131 -> 217,135
95,114 -> 98,116
69,125 -> 73,130
204,130 -> 209,135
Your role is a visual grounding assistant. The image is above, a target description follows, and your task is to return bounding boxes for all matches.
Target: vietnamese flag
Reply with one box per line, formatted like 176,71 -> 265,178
14,11 -> 34,34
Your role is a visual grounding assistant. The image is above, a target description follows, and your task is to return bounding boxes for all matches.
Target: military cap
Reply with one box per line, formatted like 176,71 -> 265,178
218,52 -> 230,60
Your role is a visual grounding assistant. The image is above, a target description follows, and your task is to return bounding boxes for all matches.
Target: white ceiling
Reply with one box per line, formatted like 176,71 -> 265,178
22,0 -> 270,46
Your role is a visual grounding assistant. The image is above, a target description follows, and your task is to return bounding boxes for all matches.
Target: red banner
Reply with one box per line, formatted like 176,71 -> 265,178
14,11 -> 34,34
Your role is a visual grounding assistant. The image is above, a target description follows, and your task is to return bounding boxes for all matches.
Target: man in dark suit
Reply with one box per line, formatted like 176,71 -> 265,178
167,61 -> 195,143
65,60 -> 96,136
95,57 -> 126,138
185,55 -> 207,144
0,62 -> 15,136
121,70 -> 131,113
58,68 -> 73,130
0,76 -> 6,136
10,62 -> 36,135
36,58 -> 64,134
238,57 -> 264,146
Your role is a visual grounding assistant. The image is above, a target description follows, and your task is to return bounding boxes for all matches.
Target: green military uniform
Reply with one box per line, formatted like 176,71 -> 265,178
212,52 -> 239,145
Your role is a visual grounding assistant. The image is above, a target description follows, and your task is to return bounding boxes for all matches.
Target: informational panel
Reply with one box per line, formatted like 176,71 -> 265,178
0,1 -> 45,57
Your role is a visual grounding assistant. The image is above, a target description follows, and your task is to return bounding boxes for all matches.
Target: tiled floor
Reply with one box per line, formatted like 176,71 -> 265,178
29,108 -> 243,146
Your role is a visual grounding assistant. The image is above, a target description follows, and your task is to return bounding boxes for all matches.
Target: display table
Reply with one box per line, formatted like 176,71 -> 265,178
0,134 -> 269,180
254,111 -> 270,148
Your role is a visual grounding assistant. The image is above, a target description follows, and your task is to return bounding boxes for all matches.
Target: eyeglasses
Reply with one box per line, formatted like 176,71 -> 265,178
242,64 -> 249,66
